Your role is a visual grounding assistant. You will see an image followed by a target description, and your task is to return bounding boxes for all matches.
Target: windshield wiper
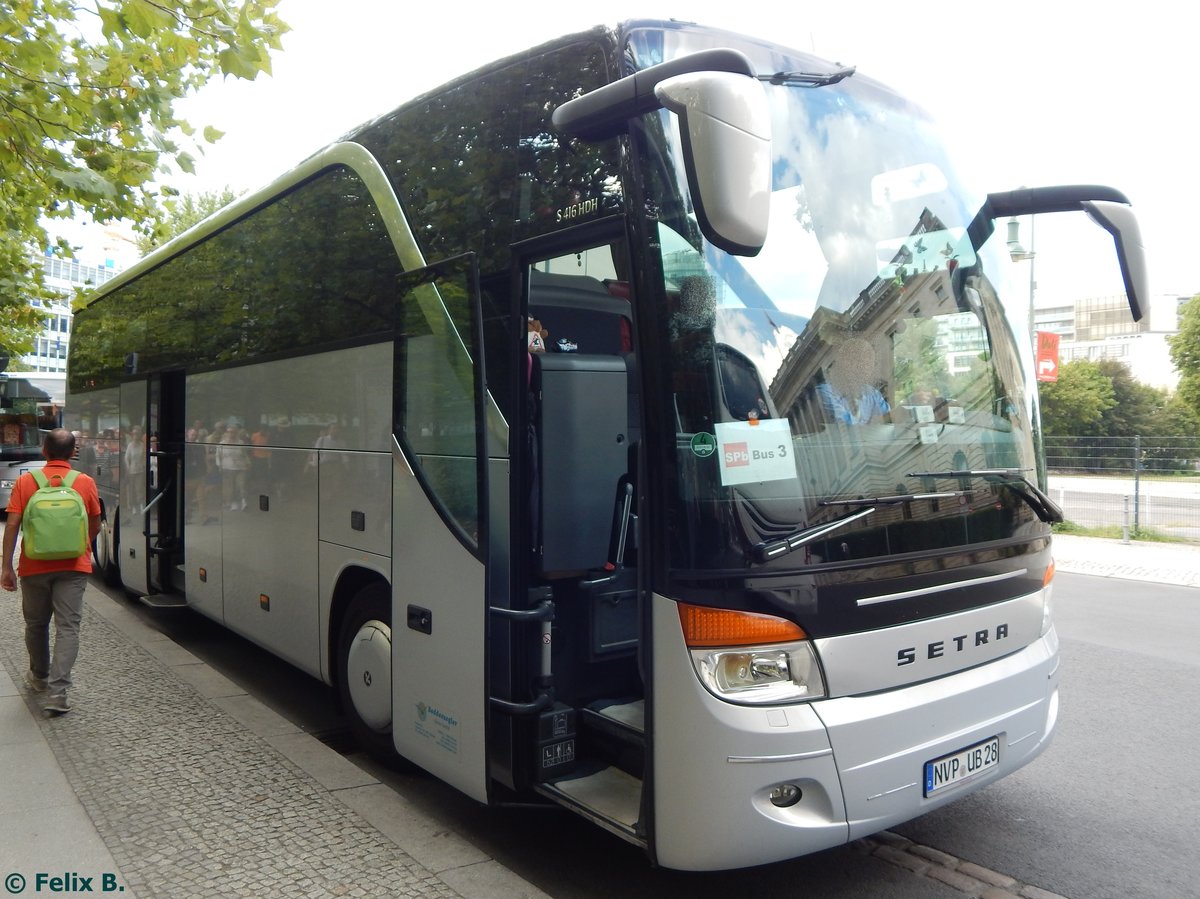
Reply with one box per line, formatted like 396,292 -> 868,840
761,66 -> 856,87
753,489 -> 973,562
907,469 -> 1064,524
818,491 -> 966,507
753,507 -> 874,563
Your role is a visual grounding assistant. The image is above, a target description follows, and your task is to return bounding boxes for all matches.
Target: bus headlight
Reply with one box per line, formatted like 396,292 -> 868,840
692,640 -> 825,704
678,603 -> 826,705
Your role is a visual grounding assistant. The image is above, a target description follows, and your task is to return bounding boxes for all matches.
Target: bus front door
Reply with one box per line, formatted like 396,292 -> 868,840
120,373 -> 187,604
145,370 -> 186,601
388,257 -> 492,802
117,380 -> 149,596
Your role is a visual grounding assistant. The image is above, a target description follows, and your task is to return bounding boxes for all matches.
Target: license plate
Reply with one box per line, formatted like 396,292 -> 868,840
924,736 -> 1000,796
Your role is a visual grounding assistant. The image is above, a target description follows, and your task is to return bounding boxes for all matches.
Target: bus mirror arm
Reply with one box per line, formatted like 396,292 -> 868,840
967,185 -> 1148,322
552,48 -> 756,141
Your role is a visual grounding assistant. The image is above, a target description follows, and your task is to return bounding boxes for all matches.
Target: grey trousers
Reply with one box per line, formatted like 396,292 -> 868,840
22,570 -> 87,698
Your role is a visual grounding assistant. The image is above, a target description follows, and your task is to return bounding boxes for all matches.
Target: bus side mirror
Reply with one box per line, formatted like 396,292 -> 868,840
1081,199 -> 1148,323
970,185 -> 1149,322
552,48 -> 772,257
654,72 -> 772,257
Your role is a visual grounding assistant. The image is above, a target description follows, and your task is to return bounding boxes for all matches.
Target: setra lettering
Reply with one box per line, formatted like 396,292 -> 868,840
897,623 -> 1010,667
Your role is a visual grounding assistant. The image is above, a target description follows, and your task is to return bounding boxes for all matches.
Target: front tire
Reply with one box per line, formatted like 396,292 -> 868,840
93,514 -> 121,587
336,583 -> 402,762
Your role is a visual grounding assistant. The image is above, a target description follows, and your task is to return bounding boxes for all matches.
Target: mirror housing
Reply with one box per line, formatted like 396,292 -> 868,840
968,185 -> 1148,321
1080,200 -> 1148,322
654,72 -> 771,256
553,49 -> 772,257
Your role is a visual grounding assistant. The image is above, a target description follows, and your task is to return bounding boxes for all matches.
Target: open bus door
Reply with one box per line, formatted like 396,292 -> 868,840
499,231 -> 648,841
145,369 -> 186,602
118,371 -> 186,604
384,256 -> 492,801
117,380 -> 148,595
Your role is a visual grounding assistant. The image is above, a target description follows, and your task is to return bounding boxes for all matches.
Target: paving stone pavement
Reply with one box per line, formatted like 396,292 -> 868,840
0,585 -> 546,899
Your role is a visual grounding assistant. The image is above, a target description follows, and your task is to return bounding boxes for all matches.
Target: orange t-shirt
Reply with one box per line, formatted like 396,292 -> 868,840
5,460 -> 101,576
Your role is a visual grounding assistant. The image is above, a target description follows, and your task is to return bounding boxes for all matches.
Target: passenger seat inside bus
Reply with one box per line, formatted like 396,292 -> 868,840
533,352 -> 630,574
530,350 -> 641,703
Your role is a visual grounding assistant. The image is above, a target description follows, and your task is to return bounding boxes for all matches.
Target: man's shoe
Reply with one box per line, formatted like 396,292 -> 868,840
43,694 -> 71,714
23,670 -> 47,693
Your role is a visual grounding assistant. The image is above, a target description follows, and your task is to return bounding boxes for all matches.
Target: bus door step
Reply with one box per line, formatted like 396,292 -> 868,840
136,592 -> 188,609
583,698 -> 644,734
580,698 -> 645,777
537,764 -> 643,845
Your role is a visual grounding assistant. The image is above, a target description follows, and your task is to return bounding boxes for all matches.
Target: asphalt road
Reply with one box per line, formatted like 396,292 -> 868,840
100,570 -> 1200,897
894,572 -> 1200,899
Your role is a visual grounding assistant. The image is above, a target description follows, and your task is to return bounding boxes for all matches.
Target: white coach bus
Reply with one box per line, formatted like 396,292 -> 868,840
66,19 -> 1147,870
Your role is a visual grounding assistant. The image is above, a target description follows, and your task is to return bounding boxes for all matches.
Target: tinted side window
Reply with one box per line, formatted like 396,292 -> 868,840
70,166 -> 402,392
354,39 -> 624,422
396,258 -> 483,550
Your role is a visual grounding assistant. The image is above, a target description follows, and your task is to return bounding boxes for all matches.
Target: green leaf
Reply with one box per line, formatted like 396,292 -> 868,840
98,7 -> 126,40
50,167 -> 118,199
217,46 -> 263,80
0,0 -> 289,351
122,0 -> 176,39
202,125 -> 225,143
85,151 -> 116,172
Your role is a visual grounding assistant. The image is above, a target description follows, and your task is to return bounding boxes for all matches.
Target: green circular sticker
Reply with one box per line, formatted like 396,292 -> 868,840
690,432 -> 717,458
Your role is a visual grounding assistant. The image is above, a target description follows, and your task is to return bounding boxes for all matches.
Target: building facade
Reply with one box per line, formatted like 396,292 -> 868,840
1033,293 -> 1186,392
21,254 -> 123,373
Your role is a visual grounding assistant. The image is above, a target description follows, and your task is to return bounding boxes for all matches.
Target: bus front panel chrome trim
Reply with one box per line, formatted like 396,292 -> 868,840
856,569 -> 1027,607
727,747 -> 834,764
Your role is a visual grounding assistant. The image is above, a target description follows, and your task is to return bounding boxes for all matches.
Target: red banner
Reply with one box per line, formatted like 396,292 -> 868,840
1036,331 -> 1060,383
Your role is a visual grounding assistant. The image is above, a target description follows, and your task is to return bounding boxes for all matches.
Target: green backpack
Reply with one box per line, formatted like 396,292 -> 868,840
22,469 -> 89,561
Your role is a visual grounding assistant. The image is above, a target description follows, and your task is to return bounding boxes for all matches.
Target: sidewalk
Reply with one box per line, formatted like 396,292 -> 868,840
0,583 -> 549,899
1050,533 -> 1200,588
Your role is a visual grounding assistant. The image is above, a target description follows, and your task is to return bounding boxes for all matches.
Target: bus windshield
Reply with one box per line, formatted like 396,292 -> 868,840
629,27 -> 1042,571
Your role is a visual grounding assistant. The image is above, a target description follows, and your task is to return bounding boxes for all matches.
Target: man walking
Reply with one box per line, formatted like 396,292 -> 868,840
2,429 -> 102,714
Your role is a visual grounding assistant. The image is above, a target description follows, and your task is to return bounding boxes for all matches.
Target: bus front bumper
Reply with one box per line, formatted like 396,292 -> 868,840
650,593 -> 1059,871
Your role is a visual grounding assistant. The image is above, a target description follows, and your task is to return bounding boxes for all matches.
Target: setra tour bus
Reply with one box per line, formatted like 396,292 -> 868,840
66,19 -> 1148,870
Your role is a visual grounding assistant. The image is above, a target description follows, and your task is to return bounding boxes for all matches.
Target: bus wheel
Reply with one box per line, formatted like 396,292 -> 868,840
337,584 -> 400,761
93,515 -> 121,587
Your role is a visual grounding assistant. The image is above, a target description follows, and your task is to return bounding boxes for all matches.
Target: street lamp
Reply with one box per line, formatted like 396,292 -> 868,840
1007,215 -> 1036,343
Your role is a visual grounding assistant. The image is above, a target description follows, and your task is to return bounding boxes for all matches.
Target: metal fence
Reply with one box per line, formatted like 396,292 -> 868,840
1044,436 -> 1200,541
